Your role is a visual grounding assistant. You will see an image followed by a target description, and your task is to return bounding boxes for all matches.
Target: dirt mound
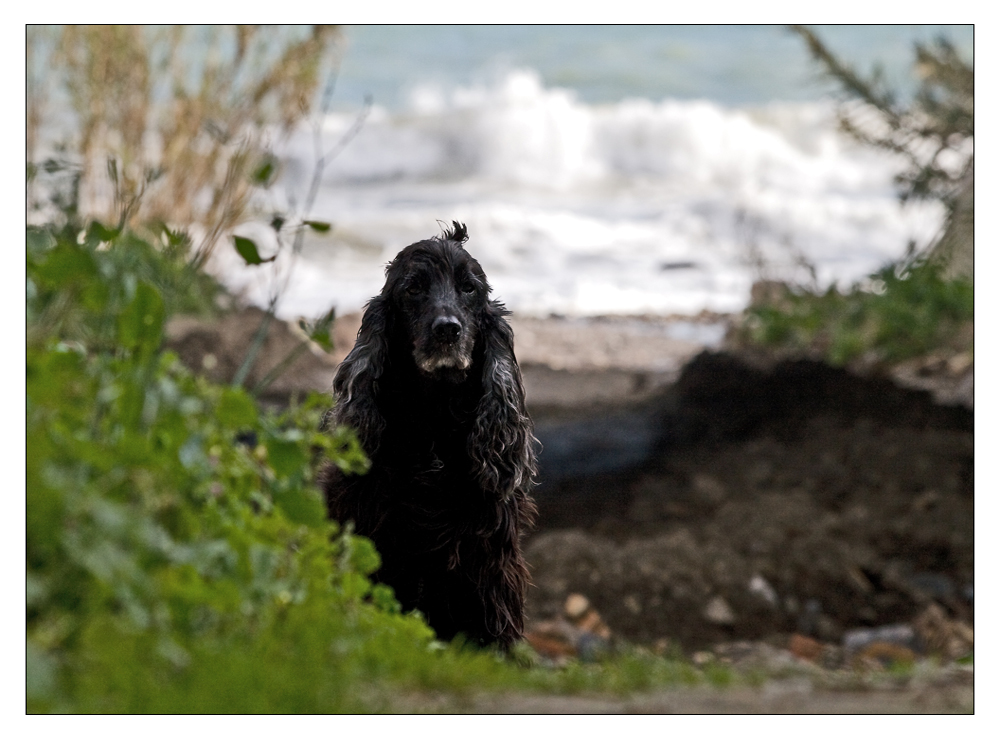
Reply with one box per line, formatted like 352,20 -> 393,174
524,352 -> 973,652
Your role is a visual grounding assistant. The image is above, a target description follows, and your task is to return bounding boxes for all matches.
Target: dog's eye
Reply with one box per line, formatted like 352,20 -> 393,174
460,281 -> 477,295
405,282 -> 423,295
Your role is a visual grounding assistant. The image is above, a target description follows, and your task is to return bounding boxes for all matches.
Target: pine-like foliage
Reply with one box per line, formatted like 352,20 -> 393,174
791,25 -> 973,277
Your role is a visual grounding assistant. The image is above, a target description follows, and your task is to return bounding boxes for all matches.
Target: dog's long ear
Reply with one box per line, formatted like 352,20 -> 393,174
323,295 -> 391,455
469,304 -> 538,500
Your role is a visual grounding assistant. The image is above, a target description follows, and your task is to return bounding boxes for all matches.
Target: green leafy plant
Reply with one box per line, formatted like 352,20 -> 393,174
737,28 -> 975,365
26,222 -> 387,712
28,221 -> 747,713
739,258 -> 973,366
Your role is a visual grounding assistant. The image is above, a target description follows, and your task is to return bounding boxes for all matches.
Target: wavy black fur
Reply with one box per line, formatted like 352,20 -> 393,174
320,222 -> 538,649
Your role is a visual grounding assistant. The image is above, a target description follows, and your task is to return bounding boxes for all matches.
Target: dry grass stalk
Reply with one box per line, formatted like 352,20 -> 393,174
28,24 -> 343,261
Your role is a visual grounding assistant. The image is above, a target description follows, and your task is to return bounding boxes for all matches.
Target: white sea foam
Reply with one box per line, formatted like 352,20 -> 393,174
214,69 -> 944,323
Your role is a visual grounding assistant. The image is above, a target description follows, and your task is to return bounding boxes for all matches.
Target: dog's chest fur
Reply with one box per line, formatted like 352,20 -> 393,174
377,375 -> 480,500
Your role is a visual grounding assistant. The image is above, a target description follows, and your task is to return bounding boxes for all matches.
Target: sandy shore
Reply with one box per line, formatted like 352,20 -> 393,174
165,306 -> 971,412
165,308 -> 735,410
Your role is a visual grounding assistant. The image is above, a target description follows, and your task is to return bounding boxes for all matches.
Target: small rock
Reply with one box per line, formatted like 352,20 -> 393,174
947,352 -> 973,374
564,593 -> 590,619
703,596 -> 736,625
788,633 -> 823,662
576,610 -> 612,639
563,594 -> 612,639
526,594 -> 613,663
843,623 -> 917,655
748,574 -> 778,607
691,651 -> 714,666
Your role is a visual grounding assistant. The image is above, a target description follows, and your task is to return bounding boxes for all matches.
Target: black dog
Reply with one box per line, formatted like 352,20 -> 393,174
320,222 -> 538,650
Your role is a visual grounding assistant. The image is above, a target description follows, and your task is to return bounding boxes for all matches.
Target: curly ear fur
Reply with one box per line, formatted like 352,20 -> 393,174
468,302 -> 538,501
323,295 -> 391,454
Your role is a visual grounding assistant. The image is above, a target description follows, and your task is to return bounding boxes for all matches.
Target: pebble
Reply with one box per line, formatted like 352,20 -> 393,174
748,574 -> 779,607
691,651 -> 715,665
843,624 -> 917,655
525,594 -> 614,663
703,596 -> 736,625
565,593 -> 612,638
788,633 -> 823,662
564,593 -> 590,619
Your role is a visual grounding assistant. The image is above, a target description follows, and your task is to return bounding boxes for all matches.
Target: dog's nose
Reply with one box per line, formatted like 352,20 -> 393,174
432,315 -> 462,342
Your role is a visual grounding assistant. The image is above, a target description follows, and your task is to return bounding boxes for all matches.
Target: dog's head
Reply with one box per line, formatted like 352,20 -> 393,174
382,221 -> 488,379
330,222 -> 537,502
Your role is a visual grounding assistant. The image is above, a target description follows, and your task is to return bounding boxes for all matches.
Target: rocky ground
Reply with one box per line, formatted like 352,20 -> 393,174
165,306 -> 975,713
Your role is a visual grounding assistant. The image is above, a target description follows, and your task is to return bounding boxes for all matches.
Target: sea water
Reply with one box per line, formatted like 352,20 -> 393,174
209,25 -> 973,320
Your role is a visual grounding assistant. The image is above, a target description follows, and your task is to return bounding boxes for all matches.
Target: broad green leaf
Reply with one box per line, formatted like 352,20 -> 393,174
87,221 -> 120,244
35,242 -> 98,289
273,488 -> 326,527
302,306 -> 336,352
216,388 -> 258,429
265,437 -> 307,478
233,236 -> 275,266
251,158 -> 277,187
344,535 -> 381,576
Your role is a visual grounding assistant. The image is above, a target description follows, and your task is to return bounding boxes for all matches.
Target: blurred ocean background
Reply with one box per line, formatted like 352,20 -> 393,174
219,25 -> 974,320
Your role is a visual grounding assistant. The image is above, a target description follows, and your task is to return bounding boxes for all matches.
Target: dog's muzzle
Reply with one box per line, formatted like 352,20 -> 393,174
416,315 -> 474,374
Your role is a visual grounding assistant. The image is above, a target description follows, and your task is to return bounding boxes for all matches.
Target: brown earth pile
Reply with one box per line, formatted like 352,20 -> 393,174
524,352 -> 973,657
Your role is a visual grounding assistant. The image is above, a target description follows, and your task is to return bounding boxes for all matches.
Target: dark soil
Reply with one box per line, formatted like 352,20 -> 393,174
525,351 -> 974,652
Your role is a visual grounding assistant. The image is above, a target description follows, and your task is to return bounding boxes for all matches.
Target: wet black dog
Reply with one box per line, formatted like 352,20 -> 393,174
320,222 -> 537,649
